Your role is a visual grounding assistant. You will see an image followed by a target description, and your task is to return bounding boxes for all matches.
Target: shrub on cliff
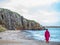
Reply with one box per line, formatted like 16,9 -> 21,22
0,25 -> 6,32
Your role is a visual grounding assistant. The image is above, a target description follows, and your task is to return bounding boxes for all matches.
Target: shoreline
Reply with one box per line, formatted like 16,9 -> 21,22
0,30 -> 60,45
0,39 -> 60,45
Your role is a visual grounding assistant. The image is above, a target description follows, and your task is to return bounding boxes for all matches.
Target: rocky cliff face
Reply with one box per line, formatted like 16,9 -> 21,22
0,8 -> 45,30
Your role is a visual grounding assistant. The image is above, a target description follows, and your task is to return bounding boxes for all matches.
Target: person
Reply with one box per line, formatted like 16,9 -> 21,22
45,29 -> 50,43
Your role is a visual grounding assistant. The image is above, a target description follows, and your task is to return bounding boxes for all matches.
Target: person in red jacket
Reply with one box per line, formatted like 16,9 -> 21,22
45,29 -> 50,43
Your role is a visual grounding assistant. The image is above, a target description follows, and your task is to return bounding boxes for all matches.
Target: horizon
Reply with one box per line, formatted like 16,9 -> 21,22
0,0 -> 60,26
43,26 -> 60,28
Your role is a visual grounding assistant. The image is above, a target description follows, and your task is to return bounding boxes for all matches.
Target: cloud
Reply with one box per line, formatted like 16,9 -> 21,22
0,0 -> 60,26
0,0 -> 58,8
3,0 -> 57,7
0,0 -> 9,7
28,10 -> 59,26
0,0 -> 8,2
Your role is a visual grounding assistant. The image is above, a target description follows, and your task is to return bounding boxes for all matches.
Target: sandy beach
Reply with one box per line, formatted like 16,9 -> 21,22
0,39 -> 60,45
0,30 -> 60,45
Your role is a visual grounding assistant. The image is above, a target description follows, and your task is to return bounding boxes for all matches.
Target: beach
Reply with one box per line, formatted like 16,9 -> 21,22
0,30 -> 60,45
0,39 -> 60,45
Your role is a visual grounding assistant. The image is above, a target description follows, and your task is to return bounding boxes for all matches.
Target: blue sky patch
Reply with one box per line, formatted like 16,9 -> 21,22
52,2 -> 60,12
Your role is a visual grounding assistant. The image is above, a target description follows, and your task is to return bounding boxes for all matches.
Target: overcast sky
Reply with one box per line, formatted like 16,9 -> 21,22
0,0 -> 60,26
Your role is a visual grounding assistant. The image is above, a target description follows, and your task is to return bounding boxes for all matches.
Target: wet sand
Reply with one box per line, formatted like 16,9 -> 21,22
0,39 -> 60,45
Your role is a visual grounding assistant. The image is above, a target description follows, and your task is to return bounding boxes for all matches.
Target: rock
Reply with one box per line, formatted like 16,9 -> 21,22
0,8 -> 45,30
0,37 -> 2,39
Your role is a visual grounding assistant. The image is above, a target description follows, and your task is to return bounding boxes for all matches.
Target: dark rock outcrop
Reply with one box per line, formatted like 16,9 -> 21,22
0,8 -> 45,30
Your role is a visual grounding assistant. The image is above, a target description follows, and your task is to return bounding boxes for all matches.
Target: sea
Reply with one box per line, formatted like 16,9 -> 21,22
24,28 -> 60,42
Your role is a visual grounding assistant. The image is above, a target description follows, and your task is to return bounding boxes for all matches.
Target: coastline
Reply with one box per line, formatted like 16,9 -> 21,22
0,39 -> 60,45
0,30 -> 60,45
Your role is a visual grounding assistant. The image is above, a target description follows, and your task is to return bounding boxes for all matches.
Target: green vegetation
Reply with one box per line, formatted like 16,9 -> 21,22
0,25 -> 6,32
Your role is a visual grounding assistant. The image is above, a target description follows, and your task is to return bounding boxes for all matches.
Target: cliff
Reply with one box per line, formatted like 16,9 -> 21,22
0,8 -> 45,30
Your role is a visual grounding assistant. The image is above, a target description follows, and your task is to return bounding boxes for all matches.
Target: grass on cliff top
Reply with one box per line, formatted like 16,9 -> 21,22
0,25 -> 6,32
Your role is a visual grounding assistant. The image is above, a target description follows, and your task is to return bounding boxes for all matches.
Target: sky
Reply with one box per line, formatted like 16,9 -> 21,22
0,0 -> 60,26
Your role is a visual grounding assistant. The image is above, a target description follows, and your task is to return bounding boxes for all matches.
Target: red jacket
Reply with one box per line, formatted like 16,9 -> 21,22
45,30 -> 50,38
